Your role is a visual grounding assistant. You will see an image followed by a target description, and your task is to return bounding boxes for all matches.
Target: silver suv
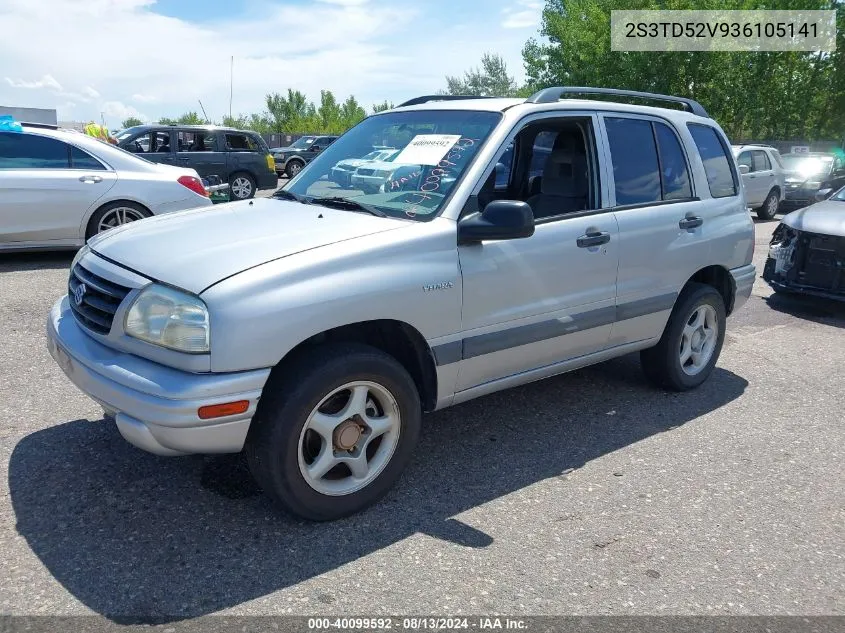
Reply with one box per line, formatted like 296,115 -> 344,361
47,88 -> 756,520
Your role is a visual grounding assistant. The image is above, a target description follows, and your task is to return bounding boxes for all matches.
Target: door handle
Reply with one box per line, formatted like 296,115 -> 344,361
748,174 -> 757,179
679,216 -> 703,230
78,175 -> 103,183
576,231 -> 610,248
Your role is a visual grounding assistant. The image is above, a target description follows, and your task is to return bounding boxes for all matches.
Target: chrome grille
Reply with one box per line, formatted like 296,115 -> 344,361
68,264 -> 131,335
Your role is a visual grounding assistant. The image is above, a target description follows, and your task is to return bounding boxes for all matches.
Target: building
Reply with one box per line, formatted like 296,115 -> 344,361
0,105 -> 57,125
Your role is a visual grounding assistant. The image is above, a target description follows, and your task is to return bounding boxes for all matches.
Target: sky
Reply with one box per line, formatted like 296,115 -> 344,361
0,0 -> 544,128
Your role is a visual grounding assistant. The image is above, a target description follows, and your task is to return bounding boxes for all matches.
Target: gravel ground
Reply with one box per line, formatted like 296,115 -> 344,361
0,217 -> 842,622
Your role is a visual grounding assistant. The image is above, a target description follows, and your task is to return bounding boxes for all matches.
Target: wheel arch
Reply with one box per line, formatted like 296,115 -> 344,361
684,265 -> 735,315
267,319 -> 439,412
83,198 -> 152,239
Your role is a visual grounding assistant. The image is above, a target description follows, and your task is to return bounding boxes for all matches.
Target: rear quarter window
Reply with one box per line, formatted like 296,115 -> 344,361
687,124 -> 737,198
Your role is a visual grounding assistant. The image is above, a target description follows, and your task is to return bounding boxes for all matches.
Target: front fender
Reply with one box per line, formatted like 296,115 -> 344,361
201,217 -> 462,373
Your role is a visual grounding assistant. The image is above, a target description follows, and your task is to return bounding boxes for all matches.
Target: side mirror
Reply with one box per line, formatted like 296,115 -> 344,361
312,145 -> 322,152
458,200 -> 535,244
738,164 -> 750,175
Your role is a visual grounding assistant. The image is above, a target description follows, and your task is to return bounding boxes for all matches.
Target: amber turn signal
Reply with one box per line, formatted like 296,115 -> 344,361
198,400 -> 249,420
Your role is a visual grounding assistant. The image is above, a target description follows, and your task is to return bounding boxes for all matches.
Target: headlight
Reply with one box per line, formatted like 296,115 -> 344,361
124,284 -> 210,353
274,153 -> 286,161
71,244 -> 90,270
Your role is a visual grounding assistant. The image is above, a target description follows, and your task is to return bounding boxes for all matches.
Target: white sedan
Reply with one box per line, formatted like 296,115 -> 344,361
0,123 -> 213,251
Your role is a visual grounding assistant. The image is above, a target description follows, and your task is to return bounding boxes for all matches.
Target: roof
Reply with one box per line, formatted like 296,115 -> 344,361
390,88 -> 710,121
123,123 -> 244,132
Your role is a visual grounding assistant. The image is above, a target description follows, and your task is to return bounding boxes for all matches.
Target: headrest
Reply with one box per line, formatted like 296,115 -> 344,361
540,130 -> 588,196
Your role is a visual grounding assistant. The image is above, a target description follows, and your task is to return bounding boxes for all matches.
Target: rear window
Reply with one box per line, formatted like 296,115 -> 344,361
0,132 -> 70,169
687,124 -> 737,198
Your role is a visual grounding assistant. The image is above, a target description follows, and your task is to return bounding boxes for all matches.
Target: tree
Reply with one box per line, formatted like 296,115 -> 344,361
372,101 -> 394,113
221,114 -> 249,129
523,0 -> 845,141
121,116 -> 143,128
340,95 -> 367,129
266,89 -> 310,133
177,111 -> 205,125
157,116 -> 177,125
444,53 -> 519,97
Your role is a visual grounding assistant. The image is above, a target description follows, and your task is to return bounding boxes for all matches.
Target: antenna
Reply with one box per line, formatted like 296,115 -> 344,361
198,99 -> 210,123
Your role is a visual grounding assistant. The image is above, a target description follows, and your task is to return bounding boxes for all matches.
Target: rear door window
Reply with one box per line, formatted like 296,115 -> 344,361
687,124 -> 737,198
653,122 -> 692,200
0,132 -> 70,169
752,150 -> 771,171
70,146 -> 106,170
605,117 -> 661,205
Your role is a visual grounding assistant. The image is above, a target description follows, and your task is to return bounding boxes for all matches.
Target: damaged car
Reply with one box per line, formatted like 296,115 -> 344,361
763,186 -> 845,301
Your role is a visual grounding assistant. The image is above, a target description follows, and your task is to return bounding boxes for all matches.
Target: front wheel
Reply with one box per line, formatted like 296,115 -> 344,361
640,283 -> 726,391
246,343 -> 421,521
756,190 -> 780,220
285,160 -> 304,179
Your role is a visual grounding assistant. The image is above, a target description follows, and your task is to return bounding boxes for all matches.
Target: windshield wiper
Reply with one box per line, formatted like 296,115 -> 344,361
272,189 -> 310,204
309,196 -> 387,217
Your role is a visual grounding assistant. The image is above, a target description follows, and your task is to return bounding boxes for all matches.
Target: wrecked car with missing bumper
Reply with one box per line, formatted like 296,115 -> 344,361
763,187 -> 845,301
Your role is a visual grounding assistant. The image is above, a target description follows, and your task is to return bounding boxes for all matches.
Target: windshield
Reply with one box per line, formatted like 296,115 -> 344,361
290,136 -> 315,149
284,110 -> 502,221
782,155 -> 833,177
830,187 -> 845,201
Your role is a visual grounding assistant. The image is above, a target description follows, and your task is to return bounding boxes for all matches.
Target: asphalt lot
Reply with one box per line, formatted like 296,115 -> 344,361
0,214 -> 843,621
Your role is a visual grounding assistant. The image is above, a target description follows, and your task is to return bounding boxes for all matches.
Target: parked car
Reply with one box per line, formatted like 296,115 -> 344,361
732,144 -> 786,220
272,135 -> 338,178
330,148 -> 397,187
116,124 -> 277,200
47,88 -> 754,520
0,123 -> 212,251
780,151 -> 845,212
762,185 -> 845,301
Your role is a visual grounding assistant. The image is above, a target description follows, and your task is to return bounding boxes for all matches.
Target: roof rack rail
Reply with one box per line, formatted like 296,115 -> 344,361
397,95 -> 496,108
19,121 -> 59,130
525,86 -> 709,118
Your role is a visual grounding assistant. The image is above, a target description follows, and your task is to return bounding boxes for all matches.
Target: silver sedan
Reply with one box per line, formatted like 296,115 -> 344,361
0,124 -> 213,251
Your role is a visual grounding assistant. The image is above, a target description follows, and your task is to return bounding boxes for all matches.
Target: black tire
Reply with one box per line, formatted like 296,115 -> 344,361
640,283 -> 726,392
85,200 -> 151,239
245,343 -> 422,521
285,160 -> 304,179
756,189 -> 780,221
229,172 -> 256,200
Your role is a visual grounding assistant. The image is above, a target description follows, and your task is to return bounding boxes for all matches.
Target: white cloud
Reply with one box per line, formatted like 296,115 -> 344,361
102,100 -> 147,122
0,0 -> 537,126
501,0 -> 542,29
5,74 -> 63,91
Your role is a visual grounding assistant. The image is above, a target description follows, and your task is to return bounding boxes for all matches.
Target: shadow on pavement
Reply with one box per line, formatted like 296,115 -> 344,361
0,251 -> 75,273
9,355 -> 748,622
764,290 -> 845,329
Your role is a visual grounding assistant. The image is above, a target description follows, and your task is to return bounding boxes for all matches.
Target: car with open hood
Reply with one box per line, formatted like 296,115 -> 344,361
763,185 -> 845,301
47,88 -> 755,520
330,148 -> 397,187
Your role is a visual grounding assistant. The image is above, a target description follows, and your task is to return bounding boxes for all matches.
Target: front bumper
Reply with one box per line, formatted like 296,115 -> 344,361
762,229 -> 845,301
47,296 -> 271,456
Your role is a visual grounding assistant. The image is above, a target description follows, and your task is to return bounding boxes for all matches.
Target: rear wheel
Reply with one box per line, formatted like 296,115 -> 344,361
229,172 -> 256,200
86,201 -> 150,239
640,283 -> 726,391
246,343 -> 422,521
757,190 -> 780,220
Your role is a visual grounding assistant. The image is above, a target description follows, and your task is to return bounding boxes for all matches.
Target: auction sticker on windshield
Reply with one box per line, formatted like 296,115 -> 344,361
393,134 -> 462,166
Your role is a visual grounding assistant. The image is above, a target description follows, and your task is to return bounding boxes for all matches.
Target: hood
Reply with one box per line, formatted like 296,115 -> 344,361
782,199 -> 845,236
88,197 -> 409,294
